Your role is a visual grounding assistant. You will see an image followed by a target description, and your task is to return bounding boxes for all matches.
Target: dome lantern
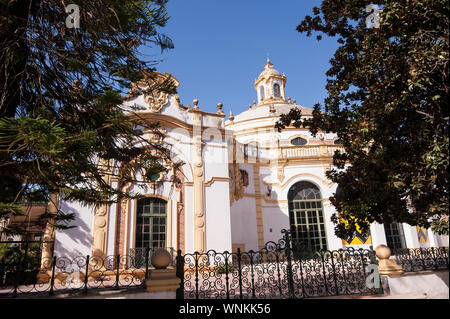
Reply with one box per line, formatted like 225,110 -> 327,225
254,58 -> 287,106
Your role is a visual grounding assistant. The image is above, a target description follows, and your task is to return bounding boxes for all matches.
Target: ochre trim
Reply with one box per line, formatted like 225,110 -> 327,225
204,177 -> 230,187
131,112 -> 226,136
253,165 -> 265,250
243,193 -> 288,204
262,172 -> 334,189
225,116 -> 312,128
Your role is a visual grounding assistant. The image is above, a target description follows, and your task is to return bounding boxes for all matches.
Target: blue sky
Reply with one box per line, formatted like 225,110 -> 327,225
144,0 -> 339,115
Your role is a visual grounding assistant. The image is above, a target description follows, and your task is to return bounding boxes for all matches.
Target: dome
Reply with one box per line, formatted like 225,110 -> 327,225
226,103 -> 314,125
257,58 -> 281,80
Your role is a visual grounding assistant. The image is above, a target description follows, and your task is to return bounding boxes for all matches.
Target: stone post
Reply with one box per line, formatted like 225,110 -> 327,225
144,248 -> 181,298
375,244 -> 403,276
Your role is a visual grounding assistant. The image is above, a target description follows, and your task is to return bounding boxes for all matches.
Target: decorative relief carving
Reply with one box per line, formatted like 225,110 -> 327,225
91,158 -> 113,259
194,166 -> 204,177
277,165 -> 285,183
127,72 -> 179,113
229,163 -> 244,204
147,128 -> 166,144
92,204 -> 109,258
97,207 -> 107,216
95,218 -> 107,228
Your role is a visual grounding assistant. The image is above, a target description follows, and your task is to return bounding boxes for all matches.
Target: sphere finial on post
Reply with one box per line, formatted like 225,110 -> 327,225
216,102 -> 224,115
375,244 -> 403,276
193,99 -> 200,110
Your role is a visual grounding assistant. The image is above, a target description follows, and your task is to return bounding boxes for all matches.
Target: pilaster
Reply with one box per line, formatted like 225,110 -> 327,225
40,192 -> 58,269
253,165 -> 265,249
192,102 -> 206,253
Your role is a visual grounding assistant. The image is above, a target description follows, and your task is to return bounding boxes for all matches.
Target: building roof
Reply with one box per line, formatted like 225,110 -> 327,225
226,103 -> 313,125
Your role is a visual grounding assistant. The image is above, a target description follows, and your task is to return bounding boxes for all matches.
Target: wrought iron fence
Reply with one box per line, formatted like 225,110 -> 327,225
2,236 -> 448,299
0,244 -> 175,298
391,247 -> 449,272
176,230 -> 381,299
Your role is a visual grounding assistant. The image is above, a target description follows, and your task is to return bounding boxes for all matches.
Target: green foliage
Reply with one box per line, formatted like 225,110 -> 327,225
215,264 -> 233,274
0,243 -> 42,285
276,0 -> 449,238
0,0 -> 182,235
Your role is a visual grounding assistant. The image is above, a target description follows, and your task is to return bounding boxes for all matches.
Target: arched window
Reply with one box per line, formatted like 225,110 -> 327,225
290,137 -> 307,146
135,197 -> 167,250
273,83 -> 281,98
244,141 -> 259,159
259,86 -> 265,101
288,181 -> 327,252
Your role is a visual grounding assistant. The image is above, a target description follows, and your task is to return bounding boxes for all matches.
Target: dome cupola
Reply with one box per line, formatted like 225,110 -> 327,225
254,58 -> 287,106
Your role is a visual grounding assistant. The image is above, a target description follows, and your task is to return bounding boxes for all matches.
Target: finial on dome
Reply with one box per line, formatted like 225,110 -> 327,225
229,109 -> 234,121
265,56 -> 273,69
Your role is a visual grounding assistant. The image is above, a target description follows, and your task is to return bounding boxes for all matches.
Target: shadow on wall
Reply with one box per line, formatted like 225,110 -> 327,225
230,194 -> 289,252
53,202 -> 93,258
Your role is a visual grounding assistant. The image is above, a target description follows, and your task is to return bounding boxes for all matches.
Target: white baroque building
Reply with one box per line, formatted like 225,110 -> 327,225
51,59 -> 448,259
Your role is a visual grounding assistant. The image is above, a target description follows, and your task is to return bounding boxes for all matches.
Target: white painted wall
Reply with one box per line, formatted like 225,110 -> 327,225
184,186 -> 194,253
205,182 -> 232,253
230,197 -> 258,252
54,201 -> 95,259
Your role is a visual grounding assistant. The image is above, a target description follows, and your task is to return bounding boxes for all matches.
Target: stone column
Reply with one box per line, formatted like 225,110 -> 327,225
40,192 -> 58,269
192,101 -> 206,253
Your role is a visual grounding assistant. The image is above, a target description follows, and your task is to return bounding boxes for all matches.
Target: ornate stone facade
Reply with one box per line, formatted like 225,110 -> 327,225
50,61 -> 448,263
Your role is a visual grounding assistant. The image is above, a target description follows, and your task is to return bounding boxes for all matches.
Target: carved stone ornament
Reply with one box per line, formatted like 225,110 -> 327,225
145,88 -> 169,113
229,163 -> 244,204
277,166 -> 285,183
131,71 -> 179,113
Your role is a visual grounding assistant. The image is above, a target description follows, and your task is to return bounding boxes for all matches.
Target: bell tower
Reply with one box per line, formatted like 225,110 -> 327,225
254,58 -> 287,106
